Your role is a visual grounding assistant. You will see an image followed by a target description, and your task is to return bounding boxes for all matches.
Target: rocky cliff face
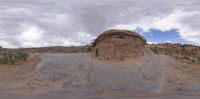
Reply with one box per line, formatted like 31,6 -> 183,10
150,43 -> 200,63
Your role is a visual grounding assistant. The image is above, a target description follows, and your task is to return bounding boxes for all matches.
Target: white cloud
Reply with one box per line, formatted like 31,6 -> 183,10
16,23 -> 44,47
61,39 -> 82,46
19,23 -> 44,41
0,0 -> 200,48
147,41 -> 155,44
0,40 -> 15,48
0,32 -> 16,48
38,13 -> 72,27
73,31 -> 96,43
111,10 -> 200,44
0,7 -> 34,17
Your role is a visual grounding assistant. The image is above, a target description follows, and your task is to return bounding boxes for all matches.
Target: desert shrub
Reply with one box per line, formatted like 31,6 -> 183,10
195,56 -> 200,63
85,45 -> 91,52
0,51 -> 29,65
151,45 -> 160,54
13,51 -> 29,61
182,55 -> 190,60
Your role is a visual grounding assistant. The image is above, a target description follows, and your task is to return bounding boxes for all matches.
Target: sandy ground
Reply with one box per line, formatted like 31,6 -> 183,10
0,48 -> 200,98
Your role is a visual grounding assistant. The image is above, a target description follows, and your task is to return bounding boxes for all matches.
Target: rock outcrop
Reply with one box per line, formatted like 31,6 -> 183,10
150,43 -> 200,63
150,43 -> 200,56
91,29 -> 146,60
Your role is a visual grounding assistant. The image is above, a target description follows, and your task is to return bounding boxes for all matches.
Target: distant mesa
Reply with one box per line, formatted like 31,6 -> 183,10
91,29 -> 146,60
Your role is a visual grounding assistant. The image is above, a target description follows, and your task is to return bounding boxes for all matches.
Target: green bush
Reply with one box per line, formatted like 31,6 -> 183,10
183,55 -> 190,60
151,46 -> 160,54
85,46 -> 91,52
0,51 -> 29,65
195,56 -> 200,63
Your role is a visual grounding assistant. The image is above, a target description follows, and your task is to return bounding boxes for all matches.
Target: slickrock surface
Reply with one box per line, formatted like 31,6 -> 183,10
0,47 -> 200,99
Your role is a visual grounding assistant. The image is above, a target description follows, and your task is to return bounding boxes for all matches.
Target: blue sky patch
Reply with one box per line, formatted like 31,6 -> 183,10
135,28 -> 188,44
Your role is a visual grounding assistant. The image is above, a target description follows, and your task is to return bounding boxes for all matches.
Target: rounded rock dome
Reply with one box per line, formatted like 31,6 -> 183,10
91,29 -> 146,60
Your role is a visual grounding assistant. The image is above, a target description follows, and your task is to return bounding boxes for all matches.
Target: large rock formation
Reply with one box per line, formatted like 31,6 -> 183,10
91,29 -> 146,60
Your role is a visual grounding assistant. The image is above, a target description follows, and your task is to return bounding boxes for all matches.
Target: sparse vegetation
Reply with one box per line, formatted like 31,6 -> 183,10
151,45 -> 160,54
0,51 -> 29,65
150,44 -> 200,64
182,55 -> 190,60
195,56 -> 200,63
85,45 -> 91,52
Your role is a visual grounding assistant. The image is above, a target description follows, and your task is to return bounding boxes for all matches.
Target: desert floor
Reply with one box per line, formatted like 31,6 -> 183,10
0,49 -> 200,98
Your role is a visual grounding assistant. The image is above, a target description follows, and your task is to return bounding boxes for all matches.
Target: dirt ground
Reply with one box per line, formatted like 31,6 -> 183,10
0,47 -> 200,98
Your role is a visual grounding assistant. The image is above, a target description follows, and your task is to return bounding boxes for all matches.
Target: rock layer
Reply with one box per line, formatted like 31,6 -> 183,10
150,43 -> 200,56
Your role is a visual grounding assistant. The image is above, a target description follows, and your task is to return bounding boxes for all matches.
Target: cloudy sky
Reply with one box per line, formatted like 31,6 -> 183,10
0,0 -> 200,48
